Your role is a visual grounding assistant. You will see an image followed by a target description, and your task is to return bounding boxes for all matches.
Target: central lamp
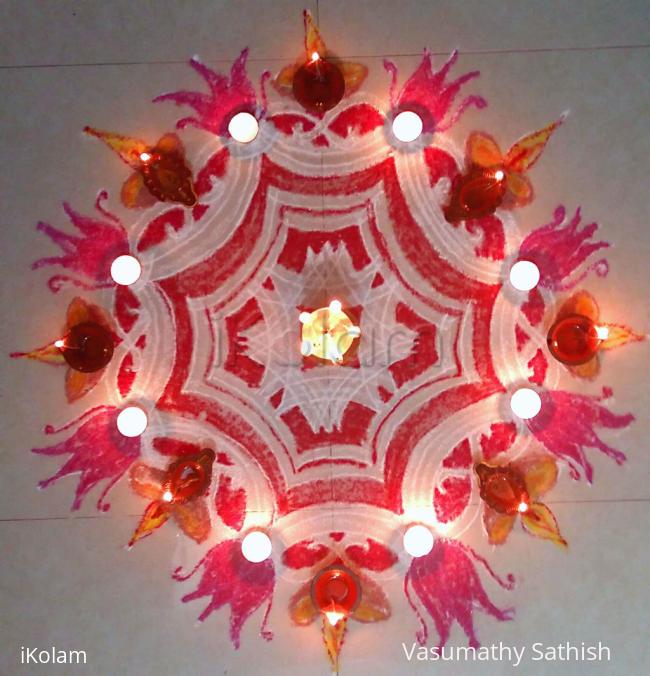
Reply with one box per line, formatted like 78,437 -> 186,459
299,300 -> 361,364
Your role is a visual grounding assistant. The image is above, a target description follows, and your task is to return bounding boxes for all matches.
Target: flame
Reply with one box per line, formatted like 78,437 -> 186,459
324,609 -> 345,626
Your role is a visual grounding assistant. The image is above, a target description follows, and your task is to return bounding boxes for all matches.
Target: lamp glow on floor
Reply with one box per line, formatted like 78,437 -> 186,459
510,388 -> 542,419
110,255 -> 142,286
509,260 -> 540,291
228,112 -> 259,143
403,524 -> 434,557
241,531 -> 272,563
392,111 -> 423,143
116,406 -> 148,437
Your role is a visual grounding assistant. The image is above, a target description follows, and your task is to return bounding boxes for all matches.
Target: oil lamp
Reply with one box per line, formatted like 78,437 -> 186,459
55,321 -> 114,373
292,51 -> 345,114
444,165 -> 507,223
475,463 -> 529,515
547,313 -> 605,366
311,565 -> 360,626
162,449 -> 215,503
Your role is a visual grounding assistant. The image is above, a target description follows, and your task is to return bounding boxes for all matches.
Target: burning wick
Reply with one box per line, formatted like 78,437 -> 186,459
596,325 -> 610,340
311,51 -> 320,62
518,501 -> 529,514
494,169 -> 505,181
139,152 -> 152,163
162,490 -> 173,503
324,608 -> 345,626
54,339 -> 65,349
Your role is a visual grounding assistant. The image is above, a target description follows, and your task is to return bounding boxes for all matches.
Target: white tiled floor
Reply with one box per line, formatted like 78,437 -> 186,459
1,2 -> 649,675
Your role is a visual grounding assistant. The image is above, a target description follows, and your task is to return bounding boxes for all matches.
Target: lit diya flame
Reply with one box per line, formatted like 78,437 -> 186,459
84,127 -> 197,208
10,297 -> 117,403
444,116 -> 565,223
128,448 -> 215,547
475,463 -> 530,516
299,300 -> 361,364
274,10 -> 367,114
310,564 -> 361,668
546,290 -> 644,379
56,322 -> 115,373
475,458 -> 567,548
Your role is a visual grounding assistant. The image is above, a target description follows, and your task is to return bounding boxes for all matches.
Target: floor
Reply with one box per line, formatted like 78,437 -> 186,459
1,1 -> 649,675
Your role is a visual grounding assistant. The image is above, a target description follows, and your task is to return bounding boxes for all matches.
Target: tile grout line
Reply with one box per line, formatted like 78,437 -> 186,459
1,497 -> 650,522
0,42 -> 648,70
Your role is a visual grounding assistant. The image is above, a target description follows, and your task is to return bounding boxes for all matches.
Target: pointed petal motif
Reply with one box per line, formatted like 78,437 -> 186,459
504,115 -> 566,172
289,581 -> 319,626
344,539 -> 398,571
129,461 -> 166,500
520,502 -> 568,548
504,171 -> 534,207
154,50 -> 257,136
322,615 -> 347,671
303,9 -> 327,57
67,296 -> 117,334
83,127 -> 147,168
174,539 -> 275,648
519,206 -> 610,291
405,540 -> 514,648
67,296 -> 93,326
338,61 -> 369,96
121,172 -> 157,209
479,422 -> 517,461
10,341 -> 66,365
385,50 -> 486,133
351,571 -> 391,623
527,388 -> 633,482
557,289 -> 599,321
468,132 -> 503,168
274,63 -> 299,91
282,539 -> 332,569
568,356 -> 600,381
214,474 -> 247,531
129,501 -> 171,547
483,507 -> 516,545
513,454 -> 558,500
33,407 -> 140,511
32,192 -> 129,291
599,323 -> 645,351
65,367 -> 104,403
172,499 -> 211,543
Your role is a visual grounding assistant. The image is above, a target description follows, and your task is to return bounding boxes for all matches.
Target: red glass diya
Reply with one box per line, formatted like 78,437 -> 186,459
58,321 -> 114,373
444,165 -> 507,223
292,55 -> 345,114
311,565 -> 360,624
547,313 -> 602,366
475,463 -> 529,515
163,449 -> 215,503
140,148 -> 197,207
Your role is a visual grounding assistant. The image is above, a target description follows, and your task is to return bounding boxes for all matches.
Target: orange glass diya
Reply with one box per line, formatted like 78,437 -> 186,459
475,462 -> 529,515
162,449 -> 215,503
292,53 -> 345,114
139,148 -> 197,207
57,321 -> 114,373
547,313 -> 602,366
311,565 -> 361,625
444,165 -> 507,223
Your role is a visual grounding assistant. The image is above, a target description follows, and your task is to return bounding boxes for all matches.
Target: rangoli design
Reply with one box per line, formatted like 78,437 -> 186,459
11,11 -> 644,671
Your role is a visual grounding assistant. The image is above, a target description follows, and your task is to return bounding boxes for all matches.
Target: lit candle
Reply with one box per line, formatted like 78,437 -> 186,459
299,300 -> 360,364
